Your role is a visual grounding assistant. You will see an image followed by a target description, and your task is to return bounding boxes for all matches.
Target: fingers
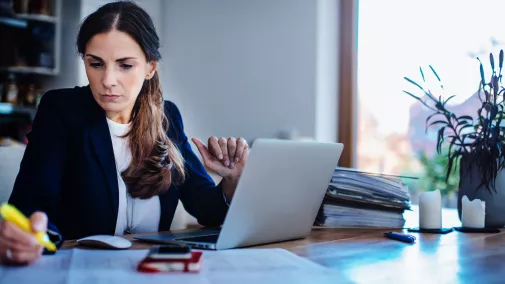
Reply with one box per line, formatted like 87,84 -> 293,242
30,211 -> 48,233
207,136 -> 223,160
242,144 -> 249,164
0,221 -> 37,247
235,137 -> 248,162
0,234 -> 36,252
218,137 -> 230,167
2,246 -> 43,265
227,137 -> 237,166
199,136 -> 248,169
191,137 -> 212,161
0,220 -> 43,265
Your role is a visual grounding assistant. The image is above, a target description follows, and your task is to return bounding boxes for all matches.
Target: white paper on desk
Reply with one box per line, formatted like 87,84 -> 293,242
201,249 -> 344,284
0,249 -> 73,284
0,248 -> 344,284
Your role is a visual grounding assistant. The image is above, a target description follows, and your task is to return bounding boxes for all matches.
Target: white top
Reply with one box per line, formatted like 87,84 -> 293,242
106,118 -> 161,235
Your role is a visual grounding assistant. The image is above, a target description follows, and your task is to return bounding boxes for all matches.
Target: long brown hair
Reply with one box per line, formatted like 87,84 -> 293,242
77,1 -> 185,198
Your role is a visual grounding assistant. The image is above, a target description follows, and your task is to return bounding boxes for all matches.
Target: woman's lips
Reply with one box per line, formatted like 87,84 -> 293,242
101,94 -> 121,102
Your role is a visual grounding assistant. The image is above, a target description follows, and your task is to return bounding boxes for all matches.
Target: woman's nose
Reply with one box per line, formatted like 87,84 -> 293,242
102,68 -> 118,89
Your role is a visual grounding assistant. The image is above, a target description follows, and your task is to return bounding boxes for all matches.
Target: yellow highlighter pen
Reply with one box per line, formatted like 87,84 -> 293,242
0,203 -> 57,252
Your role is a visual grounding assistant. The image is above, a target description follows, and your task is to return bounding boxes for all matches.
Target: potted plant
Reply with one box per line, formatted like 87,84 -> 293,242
404,50 -> 505,227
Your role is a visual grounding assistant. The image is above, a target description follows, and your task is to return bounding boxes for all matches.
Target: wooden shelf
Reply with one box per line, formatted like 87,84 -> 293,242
15,13 -> 57,24
0,103 -> 37,121
0,16 -> 28,28
0,14 -> 57,28
0,66 -> 58,76
0,1 -> 61,77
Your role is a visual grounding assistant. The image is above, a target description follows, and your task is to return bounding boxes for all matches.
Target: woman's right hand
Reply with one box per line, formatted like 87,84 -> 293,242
0,211 -> 47,265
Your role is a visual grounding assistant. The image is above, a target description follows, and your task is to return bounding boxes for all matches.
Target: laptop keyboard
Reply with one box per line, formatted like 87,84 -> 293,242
176,234 -> 219,243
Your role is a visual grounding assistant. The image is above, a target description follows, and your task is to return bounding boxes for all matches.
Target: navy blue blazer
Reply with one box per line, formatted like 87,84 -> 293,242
9,86 -> 228,241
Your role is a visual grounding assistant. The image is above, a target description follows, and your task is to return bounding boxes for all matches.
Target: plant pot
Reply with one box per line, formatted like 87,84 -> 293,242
458,159 -> 505,228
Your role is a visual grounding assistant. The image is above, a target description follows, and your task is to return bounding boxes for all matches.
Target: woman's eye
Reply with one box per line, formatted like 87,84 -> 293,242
121,64 -> 133,70
89,62 -> 103,68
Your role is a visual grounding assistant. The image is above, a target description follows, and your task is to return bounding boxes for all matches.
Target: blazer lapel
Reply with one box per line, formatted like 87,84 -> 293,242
85,89 -> 119,219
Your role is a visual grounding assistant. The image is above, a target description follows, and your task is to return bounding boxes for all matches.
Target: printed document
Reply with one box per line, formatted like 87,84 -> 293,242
0,248 -> 345,284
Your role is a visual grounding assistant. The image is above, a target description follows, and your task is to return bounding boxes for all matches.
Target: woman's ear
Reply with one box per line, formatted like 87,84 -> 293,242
146,61 -> 158,80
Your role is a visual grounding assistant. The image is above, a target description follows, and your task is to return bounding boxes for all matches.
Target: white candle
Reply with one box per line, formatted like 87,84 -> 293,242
419,189 -> 442,229
461,195 -> 486,228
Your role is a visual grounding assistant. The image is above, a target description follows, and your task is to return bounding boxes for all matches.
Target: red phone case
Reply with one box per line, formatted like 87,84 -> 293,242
137,251 -> 203,273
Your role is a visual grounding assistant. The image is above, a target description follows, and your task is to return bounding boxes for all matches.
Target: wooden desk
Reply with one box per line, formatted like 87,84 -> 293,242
62,212 -> 505,283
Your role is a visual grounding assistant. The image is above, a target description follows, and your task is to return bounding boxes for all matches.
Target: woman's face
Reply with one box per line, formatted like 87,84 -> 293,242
84,29 -> 156,120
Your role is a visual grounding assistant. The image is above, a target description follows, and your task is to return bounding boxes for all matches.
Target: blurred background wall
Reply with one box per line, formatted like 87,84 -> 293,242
0,0 -> 340,228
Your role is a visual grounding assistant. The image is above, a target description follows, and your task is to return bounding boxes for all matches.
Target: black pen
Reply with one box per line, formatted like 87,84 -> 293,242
384,232 -> 416,243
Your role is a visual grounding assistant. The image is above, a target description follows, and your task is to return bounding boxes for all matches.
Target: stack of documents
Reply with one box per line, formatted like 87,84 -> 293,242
315,167 -> 411,228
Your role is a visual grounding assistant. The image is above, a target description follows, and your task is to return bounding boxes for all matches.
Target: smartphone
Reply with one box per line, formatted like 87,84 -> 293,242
147,244 -> 192,259
138,251 -> 203,273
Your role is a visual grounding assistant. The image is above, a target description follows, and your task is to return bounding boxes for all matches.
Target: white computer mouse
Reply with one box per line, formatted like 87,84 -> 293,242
77,235 -> 132,250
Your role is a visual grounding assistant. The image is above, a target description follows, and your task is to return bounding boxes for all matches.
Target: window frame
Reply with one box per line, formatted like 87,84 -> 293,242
337,0 -> 358,168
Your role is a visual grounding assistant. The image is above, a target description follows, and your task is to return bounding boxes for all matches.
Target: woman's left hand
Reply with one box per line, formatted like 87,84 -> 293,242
191,136 -> 249,179
192,137 -> 249,201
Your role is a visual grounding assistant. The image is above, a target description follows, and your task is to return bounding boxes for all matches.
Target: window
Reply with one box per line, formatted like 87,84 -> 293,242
356,0 -> 505,204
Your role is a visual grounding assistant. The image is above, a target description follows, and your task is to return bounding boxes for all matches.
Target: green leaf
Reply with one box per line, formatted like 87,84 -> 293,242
478,57 -> 486,88
425,112 -> 444,132
446,151 -> 462,183
450,112 -> 458,121
500,49 -> 504,70
404,91 -> 438,112
426,113 -> 441,123
404,77 -> 426,92
426,90 -> 438,102
403,90 -> 421,100
448,138 -> 456,157
458,124 -> 474,136
458,115 -> 474,121
420,67 -> 425,82
491,53 -> 495,72
496,114 -> 503,128
443,95 -> 456,106
435,101 -> 445,111
429,65 -> 441,81
428,120 -> 449,127
491,105 -> 499,120
437,127 -> 446,154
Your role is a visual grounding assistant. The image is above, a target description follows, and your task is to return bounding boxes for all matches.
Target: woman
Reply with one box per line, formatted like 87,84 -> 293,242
0,1 -> 248,265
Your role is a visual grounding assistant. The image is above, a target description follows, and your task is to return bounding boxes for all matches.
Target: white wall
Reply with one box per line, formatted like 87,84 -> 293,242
160,0 -> 339,144
316,0 -> 339,143
50,0 -> 340,144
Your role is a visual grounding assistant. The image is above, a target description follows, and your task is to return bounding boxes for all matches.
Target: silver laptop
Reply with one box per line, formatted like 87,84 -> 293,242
134,138 -> 343,250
